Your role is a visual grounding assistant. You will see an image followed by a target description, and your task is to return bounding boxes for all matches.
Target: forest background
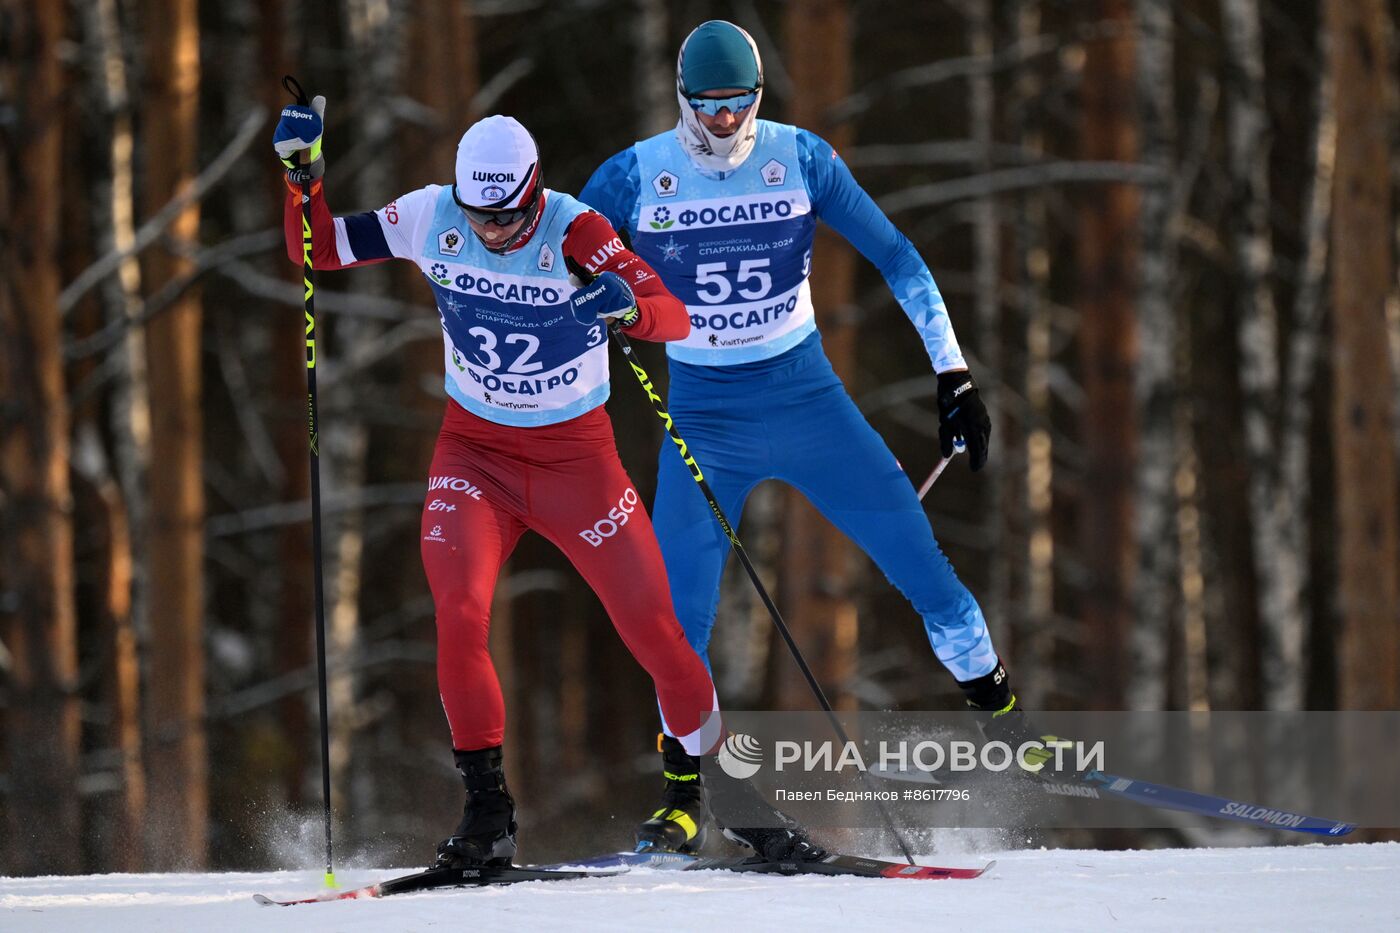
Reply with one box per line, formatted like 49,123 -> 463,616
2,0 -> 1397,875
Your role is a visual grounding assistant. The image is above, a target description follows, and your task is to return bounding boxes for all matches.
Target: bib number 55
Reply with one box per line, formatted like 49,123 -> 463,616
694,259 -> 772,304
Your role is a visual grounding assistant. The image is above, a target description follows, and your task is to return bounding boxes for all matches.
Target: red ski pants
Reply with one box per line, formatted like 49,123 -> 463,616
420,401 -> 719,755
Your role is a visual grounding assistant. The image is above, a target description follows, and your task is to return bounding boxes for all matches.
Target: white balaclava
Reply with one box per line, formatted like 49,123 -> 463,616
674,21 -> 764,175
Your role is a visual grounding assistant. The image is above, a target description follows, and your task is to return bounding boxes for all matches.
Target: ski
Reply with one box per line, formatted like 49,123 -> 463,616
252,864 -> 625,906
547,849 -> 993,879
869,760 -> 1356,836
1072,769 -> 1356,835
687,852 -> 994,879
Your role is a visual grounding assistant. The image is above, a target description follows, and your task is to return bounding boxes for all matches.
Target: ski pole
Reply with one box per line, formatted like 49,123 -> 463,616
608,324 -> 917,866
916,440 -> 964,501
282,74 -> 336,889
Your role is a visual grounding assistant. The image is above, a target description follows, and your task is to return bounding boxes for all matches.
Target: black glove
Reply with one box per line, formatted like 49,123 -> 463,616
936,370 -> 991,471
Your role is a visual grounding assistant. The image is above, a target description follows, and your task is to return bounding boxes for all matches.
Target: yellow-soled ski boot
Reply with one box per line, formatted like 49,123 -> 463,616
635,734 -> 709,853
958,658 -> 1063,777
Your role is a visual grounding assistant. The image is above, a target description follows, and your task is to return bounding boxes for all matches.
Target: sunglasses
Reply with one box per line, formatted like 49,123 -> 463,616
453,185 -> 537,226
686,91 -> 758,117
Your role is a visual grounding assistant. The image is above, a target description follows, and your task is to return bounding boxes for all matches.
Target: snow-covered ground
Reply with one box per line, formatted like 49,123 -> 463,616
3,843 -> 1396,932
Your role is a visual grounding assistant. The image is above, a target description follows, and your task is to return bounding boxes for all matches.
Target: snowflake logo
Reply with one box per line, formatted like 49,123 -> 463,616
442,292 -> 469,317
650,206 -> 674,230
660,235 -> 688,263
430,262 -> 451,285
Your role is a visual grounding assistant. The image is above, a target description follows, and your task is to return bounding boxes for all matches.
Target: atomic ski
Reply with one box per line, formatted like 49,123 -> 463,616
252,863 -> 624,906
547,848 -> 993,879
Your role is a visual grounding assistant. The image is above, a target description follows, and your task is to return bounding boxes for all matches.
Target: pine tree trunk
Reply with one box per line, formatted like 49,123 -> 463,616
1075,0 -> 1138,708
0,0 -> 83,876
82,0 -> 148,871
256,0 -> 316,811
1006,0 -> 1056,708
395,0 -> 477,698
103,483 -> 147,872
778,0 -> 860,711
968,0 -> 1008,648
1323,0 -> 1400,710
1223,0 -> 1303,709
1130,0 -> 1177,711
1276,46 -> 1336,709
94,0 -> 153,653
140,0 -> 207,869
634,0 -> 672,138
328,425 -> 368,808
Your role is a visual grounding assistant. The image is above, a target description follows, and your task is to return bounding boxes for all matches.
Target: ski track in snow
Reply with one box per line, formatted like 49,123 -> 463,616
2,843 -> 1397,932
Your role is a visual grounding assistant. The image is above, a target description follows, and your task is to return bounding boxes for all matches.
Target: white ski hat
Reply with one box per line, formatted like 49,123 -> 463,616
453,115 -> 541,210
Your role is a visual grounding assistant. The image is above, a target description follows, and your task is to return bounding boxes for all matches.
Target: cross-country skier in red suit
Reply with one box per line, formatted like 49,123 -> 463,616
274,101 -> 823,866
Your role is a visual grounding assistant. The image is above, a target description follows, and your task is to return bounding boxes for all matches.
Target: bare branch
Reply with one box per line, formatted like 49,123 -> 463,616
828,30 -> 1061,123
877,161 -> 1166,214
206,482 -> 427,537
214,314 -> 285,489
64,229 -> 283,360
59,107 -> 268,315
320,317 -> 440,390
471,57 -> 535,116
216,258 -> 434,322
844,140 -> 1042,168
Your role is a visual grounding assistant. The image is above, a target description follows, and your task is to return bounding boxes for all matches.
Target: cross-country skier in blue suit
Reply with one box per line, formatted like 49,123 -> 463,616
581,20 -> 1036,853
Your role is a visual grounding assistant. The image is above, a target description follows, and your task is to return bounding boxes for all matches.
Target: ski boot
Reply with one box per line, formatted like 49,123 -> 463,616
958,659 -> 1062,777
635,733 -> 710,853
701,756 -> 827,862
434,746 -> 518,868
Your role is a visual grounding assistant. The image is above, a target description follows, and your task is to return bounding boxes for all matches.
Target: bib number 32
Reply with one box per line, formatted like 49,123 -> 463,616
465,325 -> 604,374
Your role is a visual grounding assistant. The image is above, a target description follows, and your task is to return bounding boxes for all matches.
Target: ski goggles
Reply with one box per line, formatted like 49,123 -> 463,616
453,185 -> 538,226
686,90 -> 758,117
